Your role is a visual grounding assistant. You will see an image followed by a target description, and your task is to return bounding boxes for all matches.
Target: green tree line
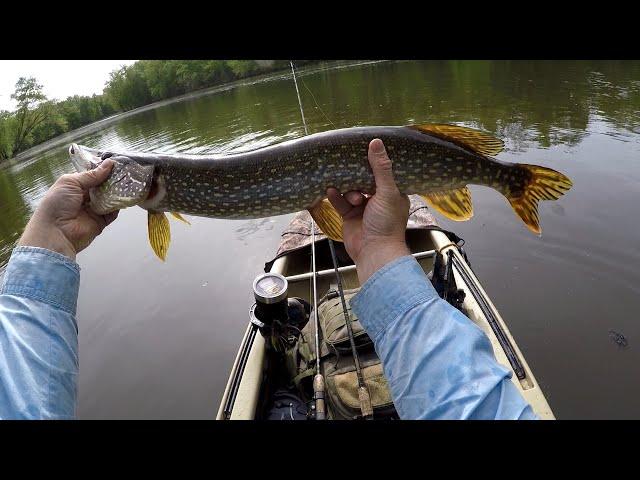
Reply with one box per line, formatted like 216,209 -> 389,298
0,60 -> 314,162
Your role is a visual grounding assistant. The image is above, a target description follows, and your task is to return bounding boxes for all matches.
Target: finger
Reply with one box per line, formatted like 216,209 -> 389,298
342,200 -> 367,221
87,210 -> 109,234
75,159 -> 114,190
103,210 -> 119,227
368,139 -> 400,196
326,187 -> 353,217
344,190 -> 366,206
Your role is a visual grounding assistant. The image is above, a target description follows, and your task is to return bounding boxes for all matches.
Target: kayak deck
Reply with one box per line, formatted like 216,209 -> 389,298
217,224 -> 554,420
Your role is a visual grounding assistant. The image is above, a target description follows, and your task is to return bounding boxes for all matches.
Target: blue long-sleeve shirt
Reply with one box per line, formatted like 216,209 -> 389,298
0,247 -> 80,419
0,247 -> 535,419
351,255 -> 536,420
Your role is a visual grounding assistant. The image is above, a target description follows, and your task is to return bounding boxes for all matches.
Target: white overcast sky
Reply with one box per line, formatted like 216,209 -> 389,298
0,60 -> 137,111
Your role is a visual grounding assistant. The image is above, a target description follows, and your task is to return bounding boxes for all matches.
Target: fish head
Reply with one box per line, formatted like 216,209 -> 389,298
69,143 -> 101,172
68,143 -> 155,215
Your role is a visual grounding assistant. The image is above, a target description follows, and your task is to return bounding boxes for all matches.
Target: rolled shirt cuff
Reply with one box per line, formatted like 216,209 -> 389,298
0,246 -> 80,315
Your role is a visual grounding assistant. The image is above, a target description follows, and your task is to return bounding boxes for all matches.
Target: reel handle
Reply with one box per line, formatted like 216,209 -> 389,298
313,374 -> 326,420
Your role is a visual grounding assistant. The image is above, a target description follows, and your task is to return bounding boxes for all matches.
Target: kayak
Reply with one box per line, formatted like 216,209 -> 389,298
216,196 -> 555,420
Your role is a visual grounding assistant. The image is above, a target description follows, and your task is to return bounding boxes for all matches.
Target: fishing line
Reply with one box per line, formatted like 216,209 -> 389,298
299,75 -> 336,129
290,62 -> 309,136
291,61 -> 325,419
290,61 -> 372,419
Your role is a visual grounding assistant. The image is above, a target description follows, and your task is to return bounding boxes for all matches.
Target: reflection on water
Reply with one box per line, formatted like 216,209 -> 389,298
235,218 -> 276,243
1,60 -> 640,418
0,170 -> 30,272
0,146 -> 74,274
68,60 -> 640,156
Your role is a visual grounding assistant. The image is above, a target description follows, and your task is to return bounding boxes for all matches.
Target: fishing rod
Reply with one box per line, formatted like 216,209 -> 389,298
290,61 -> 325,420
290,61 -> 373,420
327,240 -> 373,419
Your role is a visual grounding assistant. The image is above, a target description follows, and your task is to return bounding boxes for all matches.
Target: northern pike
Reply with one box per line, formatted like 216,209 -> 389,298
69,124 -> 573,260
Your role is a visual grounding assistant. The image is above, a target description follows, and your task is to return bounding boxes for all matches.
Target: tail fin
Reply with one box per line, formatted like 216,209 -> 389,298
507,164 -> 573,235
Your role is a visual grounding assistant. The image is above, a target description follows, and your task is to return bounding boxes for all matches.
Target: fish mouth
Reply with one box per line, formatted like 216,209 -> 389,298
69,143 -> 102,173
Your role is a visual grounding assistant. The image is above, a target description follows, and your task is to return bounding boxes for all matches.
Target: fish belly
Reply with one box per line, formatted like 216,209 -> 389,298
154,165 -> 332,219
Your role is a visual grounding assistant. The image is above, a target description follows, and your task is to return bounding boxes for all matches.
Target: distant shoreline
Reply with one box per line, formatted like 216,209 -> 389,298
3,60 -> 386,167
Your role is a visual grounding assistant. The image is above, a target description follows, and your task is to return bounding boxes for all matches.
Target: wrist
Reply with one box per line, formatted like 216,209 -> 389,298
18,216 -> 77,261
355,240 -> 410,284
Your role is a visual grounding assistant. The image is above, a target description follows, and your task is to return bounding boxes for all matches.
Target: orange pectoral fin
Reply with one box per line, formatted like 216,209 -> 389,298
170,212 -> 191,225
148,212 -> 171,261
308,199 -> 344,242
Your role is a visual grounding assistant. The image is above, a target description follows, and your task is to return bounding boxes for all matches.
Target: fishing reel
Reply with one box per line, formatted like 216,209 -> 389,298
251,272 -> 309,353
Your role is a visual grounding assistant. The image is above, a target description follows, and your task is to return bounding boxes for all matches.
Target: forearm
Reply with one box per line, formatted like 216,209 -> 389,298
0,247 -> 80,419
354,241 -> 410,284
351,255 -> 536,420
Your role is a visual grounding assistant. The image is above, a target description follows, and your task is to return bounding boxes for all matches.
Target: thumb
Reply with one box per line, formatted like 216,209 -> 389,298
75,159 -> 114,190
368,139 -> 400,197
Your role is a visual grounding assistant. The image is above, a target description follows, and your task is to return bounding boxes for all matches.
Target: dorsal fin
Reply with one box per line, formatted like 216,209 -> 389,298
420,187 -> 474,221
408,123 -> 504,157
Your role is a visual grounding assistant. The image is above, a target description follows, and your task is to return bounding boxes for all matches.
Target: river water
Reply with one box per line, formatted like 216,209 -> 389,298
1,60 -> 639,419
